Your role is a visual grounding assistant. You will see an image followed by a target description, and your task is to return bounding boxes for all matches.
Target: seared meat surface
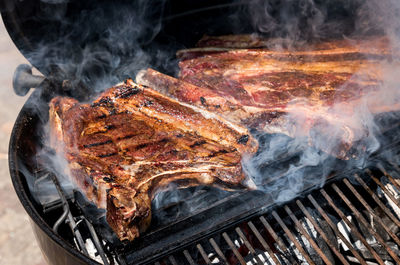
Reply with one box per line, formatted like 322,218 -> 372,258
139,36 -> 398,158
178,36 -> 391,109
136,68 -> 263,125
177,35 -> 392,59
49,79 -> 257,241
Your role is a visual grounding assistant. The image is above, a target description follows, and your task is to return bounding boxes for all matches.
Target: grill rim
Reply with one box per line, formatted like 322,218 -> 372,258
8,90 -> 101,265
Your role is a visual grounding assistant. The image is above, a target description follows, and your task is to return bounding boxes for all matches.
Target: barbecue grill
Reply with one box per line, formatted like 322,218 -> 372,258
2,0 -> 400,264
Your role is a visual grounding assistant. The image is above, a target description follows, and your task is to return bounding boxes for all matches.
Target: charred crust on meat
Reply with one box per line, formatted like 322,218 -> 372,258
135,138 -> 169,150
190,140 -> 206,148
117,134 -> 136,141
84,140 -> 113,148
237,135 -> 249,145
103,176 -> 114,183
200,97 -> 206,105
108,109 -> 117,115
144,100 -> 153,106
115,85 -> 141,99
208,149 -> 229,157
97,152 -> 118,158
167,149 -> 178,156
92,97 -> 114,108
134,142 -> 150,150
96,114 -> 107,119
100,97 -> 113,105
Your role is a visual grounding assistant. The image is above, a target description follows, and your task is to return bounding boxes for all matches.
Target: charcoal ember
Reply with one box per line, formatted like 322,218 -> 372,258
303,208 -> 336,264
337,209 -> 400,262
380,180 -> 400,220
289,213 -> 335,265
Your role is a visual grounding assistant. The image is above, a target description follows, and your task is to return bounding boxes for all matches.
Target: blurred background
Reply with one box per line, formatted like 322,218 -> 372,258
0,18 -> 46,265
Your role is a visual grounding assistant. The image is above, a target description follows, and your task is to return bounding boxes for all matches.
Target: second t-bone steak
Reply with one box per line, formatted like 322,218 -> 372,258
138,36 -> 400,159
49,79 -> 258,241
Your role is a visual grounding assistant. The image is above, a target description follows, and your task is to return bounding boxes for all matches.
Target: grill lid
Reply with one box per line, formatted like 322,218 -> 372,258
0,0 -> 254,89
0,0 -> 361,92
0,0 -> 167,84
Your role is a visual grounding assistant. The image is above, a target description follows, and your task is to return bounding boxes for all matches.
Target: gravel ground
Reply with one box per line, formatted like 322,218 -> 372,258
0,18 -> 47,265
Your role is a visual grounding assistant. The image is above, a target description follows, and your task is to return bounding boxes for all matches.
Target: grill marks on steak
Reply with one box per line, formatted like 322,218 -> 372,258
49,79 -> 257,241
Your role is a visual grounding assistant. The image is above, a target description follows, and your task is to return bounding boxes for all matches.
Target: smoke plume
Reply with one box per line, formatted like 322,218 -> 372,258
243,0 -> 400,203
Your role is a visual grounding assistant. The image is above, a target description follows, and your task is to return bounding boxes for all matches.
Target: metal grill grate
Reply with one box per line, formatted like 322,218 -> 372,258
152,165 -> 400,265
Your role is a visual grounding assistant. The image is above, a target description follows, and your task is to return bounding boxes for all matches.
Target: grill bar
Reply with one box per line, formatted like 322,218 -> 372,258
235,227 -> 264,265
247,221 -> 280,264
152,169 -> 400,264
272,210 -> 316,265
320,189 -> 387,265
259,216 -> 300,265
307,193 -> 368,265
296,199 -> 351,265
284,205 -> 334,265
222,232 -> 247,265
83,218 -> 110,265
369,171 -> 400,211
168,255 -> 178,265
332,183 -> 400,263
343,178 -> 400,247
197,243 -> 212,264
355,174 -> 400,227
183,250 -> 195,265
209,237 -> 229,264
377,163 -> 400,191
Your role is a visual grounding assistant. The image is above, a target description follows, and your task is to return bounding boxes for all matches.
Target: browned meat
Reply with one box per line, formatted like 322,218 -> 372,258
49,79 -> 257,241
180,37 -> 400,158
136,68 -> 286,137
136,68 -> 271,124
177,35 -> 393,60
196,34 -> 271,48
138,36 -> 399,159
178,40 -> 392,108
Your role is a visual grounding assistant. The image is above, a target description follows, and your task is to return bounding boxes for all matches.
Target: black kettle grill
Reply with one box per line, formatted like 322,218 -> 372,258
3,1 -> 400,264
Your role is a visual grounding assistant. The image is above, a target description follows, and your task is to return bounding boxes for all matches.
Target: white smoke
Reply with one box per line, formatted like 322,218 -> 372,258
17,0 -> 400,232
25,0 -> 173,94
243,0 -> 400,203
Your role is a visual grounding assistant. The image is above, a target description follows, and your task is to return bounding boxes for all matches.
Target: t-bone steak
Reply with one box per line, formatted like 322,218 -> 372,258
49,79 -> 257,241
